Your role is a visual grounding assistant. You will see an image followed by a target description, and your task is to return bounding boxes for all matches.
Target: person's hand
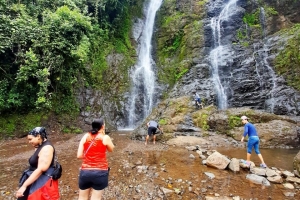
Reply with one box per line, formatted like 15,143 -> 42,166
16,186 -> 26,198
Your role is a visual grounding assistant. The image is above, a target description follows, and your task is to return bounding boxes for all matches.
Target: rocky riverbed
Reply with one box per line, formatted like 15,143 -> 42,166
0,131 -> 299,200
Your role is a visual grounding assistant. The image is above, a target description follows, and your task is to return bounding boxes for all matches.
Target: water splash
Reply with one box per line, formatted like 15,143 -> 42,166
127,0 -> 163,128
209,0 -> 238,109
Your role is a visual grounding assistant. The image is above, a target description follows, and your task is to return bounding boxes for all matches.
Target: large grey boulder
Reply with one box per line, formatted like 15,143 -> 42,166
206,151 -> 230,169
246,174 -> 270,186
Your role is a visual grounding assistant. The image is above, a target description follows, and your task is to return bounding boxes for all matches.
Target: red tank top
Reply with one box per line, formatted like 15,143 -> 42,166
81,133 -> 108,170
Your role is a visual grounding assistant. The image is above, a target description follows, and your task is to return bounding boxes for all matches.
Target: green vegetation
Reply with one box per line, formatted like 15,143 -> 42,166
159,118 -> 168,125
237,5 -> 278,47
228,115 -> 242,129
156,0 -> 205,88
275,24 -> 300,90
0,0 -> 139,136
0,112 -> 45,138
62,126 -> 82,134
243,12 -> 259,26
193,112 -> 209,131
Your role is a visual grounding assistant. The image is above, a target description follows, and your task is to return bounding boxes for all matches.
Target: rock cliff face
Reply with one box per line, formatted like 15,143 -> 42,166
128,0 -> 300,149
156,0 -> 300,116
79,0 -> 300,135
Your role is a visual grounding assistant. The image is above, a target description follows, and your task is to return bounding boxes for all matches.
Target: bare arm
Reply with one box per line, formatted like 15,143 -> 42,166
77,133 -> 88,159
103,135 -> 115,152
17,145 -> 53,197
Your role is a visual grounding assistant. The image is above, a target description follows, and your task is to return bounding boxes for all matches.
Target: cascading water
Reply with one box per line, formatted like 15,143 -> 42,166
127,0 -> 163,128
253,7 -> 277,113
209,0 -> 238,109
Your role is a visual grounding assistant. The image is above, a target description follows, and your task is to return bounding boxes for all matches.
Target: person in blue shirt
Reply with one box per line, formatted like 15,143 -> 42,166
145,120 -> 162,145
192,91 -> 203,109
241,116 -> 267,168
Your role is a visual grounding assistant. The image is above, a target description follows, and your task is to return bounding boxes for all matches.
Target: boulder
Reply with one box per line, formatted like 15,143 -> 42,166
293,150 -> 300,175
206,151 -> 230,169
246,174 -> 270,186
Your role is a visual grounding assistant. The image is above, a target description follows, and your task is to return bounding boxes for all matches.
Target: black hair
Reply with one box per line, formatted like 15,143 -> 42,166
28,127 -> 47,140
91,118 -> 104,134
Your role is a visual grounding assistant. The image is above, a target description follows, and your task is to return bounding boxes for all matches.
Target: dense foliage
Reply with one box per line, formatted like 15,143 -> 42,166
275,24 -> 300,91
0,0 -> 134,115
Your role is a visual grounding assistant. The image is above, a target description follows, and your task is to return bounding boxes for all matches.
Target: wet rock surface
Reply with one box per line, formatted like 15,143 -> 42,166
0,132 -> 299,200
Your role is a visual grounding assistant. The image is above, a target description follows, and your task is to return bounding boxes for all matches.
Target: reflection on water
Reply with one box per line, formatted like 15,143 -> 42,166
216,147 -> 300,171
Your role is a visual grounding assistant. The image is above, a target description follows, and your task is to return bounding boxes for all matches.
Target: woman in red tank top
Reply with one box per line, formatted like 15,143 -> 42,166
77,118 -> 115,200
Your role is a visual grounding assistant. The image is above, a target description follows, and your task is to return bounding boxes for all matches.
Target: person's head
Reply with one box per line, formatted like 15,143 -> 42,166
91,118 -> 105,134
192,90 -> 196,94
241,116 -> 249,124
27,127 -> 47,147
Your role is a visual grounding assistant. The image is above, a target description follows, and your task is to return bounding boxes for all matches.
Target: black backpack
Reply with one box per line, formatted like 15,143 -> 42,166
51,160 -> 62,180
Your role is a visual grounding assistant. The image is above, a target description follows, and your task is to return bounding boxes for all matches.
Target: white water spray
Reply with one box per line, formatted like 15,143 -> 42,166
209,0 -> 238,109
127,0 -> 163,128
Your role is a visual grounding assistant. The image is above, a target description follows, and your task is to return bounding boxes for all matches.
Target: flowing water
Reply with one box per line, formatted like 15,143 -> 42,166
209,0 -> 238,109
256,7 -> 278,113
216,147 -> 299,171
127,0 -> 163,128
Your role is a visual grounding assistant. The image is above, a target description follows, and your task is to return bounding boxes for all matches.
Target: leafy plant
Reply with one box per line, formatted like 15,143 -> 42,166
159,118 -> 168,125
228,115 -> 242,129
275,29 -> 300,90
243,13 -> 258,26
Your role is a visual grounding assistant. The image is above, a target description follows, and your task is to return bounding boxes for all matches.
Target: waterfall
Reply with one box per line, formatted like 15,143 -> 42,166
260,7 -> 266,39
127,0 -> 163,128
258,7 -> 277,113
209,0 -> 238,109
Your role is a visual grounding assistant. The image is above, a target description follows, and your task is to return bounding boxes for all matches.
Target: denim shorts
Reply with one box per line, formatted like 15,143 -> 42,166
79,169 -> 109,190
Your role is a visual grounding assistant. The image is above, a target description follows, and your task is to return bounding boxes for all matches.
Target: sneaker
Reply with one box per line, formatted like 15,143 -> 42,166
241,160 -> 251,167
260,163 -> 267,168
245,161 -> 251,167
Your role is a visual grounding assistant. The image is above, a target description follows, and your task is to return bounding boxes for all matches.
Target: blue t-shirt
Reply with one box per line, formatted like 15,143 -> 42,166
243,122 -> 258,137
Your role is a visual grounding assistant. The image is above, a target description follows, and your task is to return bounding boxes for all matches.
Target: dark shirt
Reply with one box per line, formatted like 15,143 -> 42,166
29,140 -> 54,170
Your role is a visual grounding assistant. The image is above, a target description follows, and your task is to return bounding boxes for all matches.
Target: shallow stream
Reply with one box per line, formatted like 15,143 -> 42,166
216,147 -> 299,171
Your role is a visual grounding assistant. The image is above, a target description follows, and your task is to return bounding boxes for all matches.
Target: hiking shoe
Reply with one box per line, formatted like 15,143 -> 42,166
260,163 -> 267,168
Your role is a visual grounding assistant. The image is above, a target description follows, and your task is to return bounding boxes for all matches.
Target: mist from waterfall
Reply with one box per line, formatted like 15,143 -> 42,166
127,0 -> 163,129
209,0 -> 238,109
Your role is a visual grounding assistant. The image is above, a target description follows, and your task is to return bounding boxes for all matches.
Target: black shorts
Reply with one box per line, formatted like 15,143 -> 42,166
148,127 -> 157,135
79,169 -> 109,190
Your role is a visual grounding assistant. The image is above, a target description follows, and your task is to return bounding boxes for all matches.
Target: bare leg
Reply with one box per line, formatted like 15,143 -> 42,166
257,154 -> 265,164
246,153 -> 251,162
145,135 -> 149,145
153,134 -> 156,144
91,189 -> 104,200
78,188 -> 90,200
